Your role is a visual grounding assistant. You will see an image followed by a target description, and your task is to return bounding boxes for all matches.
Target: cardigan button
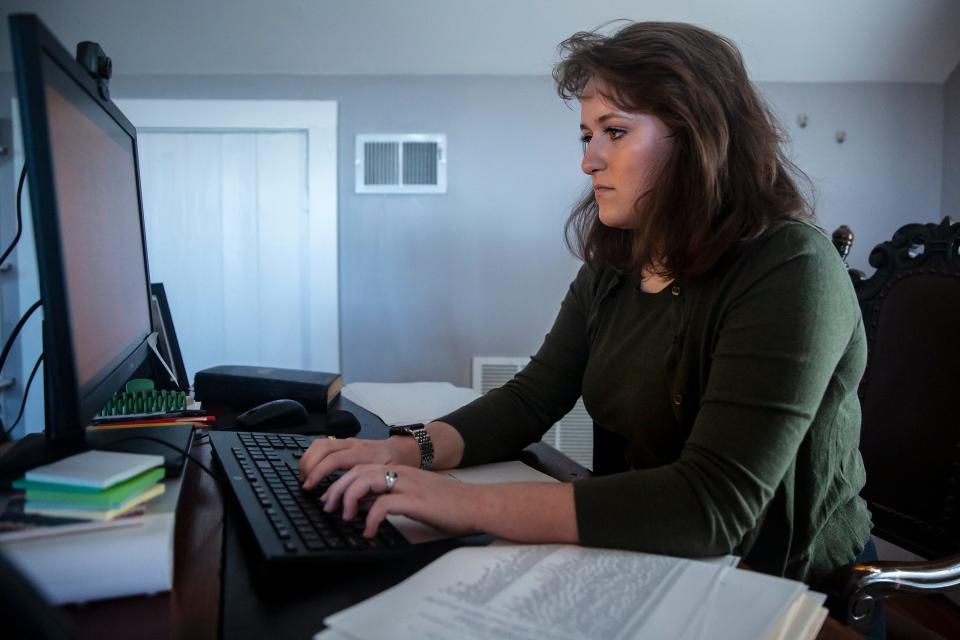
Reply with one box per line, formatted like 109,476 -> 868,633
671,285 -> 681,296
673,393 -> 683,406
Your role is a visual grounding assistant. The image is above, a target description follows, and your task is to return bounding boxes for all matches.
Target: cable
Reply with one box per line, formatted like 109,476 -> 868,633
99,434 -> 225,485
0,299 -> 42,377
0,166 -> 27,269
2,352 -> 43,439
0,166 -> 220,481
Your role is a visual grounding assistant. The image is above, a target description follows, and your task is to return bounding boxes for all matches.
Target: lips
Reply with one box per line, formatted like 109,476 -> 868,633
594,185 -> 613,193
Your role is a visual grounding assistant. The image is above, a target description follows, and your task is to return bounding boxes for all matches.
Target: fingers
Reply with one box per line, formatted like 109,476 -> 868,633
322,464 -> 391,518
302,445 -> 368,490
320,465 -> 361,512
364,494 -> 407,538
321,465 -> 406,525
299,438 -> 396,490
338,471 -> 379,520
298,437 -> 349,481
318,466 -> 445,539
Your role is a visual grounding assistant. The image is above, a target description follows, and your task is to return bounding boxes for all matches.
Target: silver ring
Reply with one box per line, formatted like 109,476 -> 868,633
384,470 -> 398,492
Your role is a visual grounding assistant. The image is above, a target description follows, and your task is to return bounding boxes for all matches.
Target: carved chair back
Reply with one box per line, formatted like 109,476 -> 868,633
839,218 -> 960,559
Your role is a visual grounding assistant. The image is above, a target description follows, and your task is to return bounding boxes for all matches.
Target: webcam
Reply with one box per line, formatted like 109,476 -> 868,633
75,41 -> 112,100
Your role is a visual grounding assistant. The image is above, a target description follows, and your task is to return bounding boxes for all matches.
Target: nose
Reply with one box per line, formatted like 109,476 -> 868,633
581,138 -> 605,175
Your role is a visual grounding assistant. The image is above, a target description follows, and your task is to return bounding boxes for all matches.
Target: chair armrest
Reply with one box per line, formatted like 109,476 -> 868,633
826,552 -> 960,632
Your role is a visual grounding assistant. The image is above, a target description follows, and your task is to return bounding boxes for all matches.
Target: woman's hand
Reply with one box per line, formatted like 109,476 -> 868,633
320,464 -> 485,538
298,437 -> 417,490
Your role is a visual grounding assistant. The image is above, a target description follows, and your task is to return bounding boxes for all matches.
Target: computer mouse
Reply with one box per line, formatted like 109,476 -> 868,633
316,409 -> 362,438
234,399 -> 308,431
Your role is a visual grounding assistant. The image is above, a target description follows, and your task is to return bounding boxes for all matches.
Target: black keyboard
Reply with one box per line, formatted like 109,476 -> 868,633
209,430 -> 410,562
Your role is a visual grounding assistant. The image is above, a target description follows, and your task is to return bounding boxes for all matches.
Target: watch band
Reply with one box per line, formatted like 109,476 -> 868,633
388,423 -> 434,470
389,423 -> 434,470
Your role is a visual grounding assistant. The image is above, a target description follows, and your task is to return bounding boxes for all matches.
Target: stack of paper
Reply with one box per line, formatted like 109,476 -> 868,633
13,450 -> 166,520
315,545 -> 827,640
1,465 -> 183,604
341,382 -> 480,425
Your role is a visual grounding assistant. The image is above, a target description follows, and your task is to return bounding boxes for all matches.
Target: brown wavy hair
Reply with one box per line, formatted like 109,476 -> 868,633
554,22 -> 813,281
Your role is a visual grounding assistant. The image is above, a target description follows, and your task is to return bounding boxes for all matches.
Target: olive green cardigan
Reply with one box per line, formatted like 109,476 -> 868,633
441,221 -> 872,585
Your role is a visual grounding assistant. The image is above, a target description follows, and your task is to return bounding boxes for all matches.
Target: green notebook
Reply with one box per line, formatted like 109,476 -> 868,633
14,466 -> 164,508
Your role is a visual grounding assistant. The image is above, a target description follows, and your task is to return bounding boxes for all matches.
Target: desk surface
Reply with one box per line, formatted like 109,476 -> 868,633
41,399 -> 861,639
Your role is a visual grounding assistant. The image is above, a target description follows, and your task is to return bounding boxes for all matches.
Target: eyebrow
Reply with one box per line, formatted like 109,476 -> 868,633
579,112 -> 631,130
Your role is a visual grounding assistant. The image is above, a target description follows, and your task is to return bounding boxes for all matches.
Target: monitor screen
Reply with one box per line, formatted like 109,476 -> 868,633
10,14 -> 153,441
43,56 -> 152,393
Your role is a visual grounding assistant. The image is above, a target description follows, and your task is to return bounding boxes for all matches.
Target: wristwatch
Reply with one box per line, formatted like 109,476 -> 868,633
388,423 -> 434,470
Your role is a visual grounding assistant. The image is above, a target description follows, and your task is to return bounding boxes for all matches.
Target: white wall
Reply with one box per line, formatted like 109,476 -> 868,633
50,72 -> 938,388
763,82 -> 944,268
0,72 -> 949,402
943,63 -> 960,219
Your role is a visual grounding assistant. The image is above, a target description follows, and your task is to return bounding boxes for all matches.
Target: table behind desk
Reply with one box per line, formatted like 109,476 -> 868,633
55,397 -> 860,639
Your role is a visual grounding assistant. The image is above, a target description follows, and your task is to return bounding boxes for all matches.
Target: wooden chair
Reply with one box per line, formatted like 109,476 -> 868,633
827,219 -> 960,634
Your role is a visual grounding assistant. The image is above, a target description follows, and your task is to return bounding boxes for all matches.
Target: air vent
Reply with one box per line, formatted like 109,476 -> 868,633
472,356 -> 593,470
356,134 -> 446,194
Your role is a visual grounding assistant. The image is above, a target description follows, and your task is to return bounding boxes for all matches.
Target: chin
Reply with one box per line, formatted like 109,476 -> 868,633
597,208 -> 633,230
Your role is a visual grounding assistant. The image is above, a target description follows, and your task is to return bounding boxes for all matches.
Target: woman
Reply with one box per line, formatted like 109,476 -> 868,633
300,21 -> 872,593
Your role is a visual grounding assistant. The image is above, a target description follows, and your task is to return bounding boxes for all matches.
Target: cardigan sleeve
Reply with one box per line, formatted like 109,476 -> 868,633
573,224 -> 864,557
438,265 -> 597,466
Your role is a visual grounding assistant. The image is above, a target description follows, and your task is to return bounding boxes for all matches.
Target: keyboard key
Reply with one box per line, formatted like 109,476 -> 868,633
324,535 -> 346,549
305,539 -> 327,551
379,531 -> 404,548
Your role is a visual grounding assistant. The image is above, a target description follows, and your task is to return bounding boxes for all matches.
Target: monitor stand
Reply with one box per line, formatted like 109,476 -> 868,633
0,425 -> 194,486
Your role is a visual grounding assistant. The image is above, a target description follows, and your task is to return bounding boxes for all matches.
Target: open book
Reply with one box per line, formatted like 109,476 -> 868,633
314,544 -> 826,640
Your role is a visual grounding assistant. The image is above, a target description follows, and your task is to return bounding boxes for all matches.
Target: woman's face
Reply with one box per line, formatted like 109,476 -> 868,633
579,81 -> 674,229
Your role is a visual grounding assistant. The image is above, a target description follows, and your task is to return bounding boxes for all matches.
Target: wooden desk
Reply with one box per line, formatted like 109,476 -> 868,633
42,400 -> 861,639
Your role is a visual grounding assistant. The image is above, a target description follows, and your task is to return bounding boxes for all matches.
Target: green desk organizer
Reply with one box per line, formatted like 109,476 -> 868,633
97,378 -> 187,417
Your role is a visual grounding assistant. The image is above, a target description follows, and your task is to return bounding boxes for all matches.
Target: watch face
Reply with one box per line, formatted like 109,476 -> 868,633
389,423 -> 424,436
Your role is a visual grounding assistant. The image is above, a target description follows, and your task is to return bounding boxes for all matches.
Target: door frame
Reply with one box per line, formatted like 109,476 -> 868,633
115,99 -> 340,373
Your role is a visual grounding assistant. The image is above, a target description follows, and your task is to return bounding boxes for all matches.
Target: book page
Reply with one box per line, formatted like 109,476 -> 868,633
322,545 -> 763,640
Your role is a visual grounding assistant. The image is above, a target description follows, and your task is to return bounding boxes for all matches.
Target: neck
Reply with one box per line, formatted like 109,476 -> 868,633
639,265 -> 672,293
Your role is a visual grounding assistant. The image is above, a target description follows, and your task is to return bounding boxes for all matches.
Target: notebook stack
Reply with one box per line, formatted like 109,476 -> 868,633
14,450 -> 166,521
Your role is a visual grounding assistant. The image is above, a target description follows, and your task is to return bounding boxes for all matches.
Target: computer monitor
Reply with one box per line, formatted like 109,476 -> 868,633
0,15 -> 169,479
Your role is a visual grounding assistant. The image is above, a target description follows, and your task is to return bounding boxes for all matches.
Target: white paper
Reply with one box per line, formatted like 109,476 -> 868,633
147,331 -> 180,387
321,545 -> 807,640
443,461 -> 559,485
765,591 -> 827,640
667,564 -> 805,640
342,382 -> 480,425
314,630 -> 359,640
1,472 -> 182,604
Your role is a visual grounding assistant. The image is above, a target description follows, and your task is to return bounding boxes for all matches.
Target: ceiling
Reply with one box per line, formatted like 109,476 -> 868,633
1,0 -> 958,83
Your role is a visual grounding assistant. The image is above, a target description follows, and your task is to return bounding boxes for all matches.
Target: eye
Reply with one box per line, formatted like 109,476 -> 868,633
580,133 -> 592,154
606,127 -> 626,140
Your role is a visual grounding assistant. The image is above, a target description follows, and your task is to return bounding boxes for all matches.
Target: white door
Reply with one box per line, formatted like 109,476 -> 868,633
117,100 -> 339,380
